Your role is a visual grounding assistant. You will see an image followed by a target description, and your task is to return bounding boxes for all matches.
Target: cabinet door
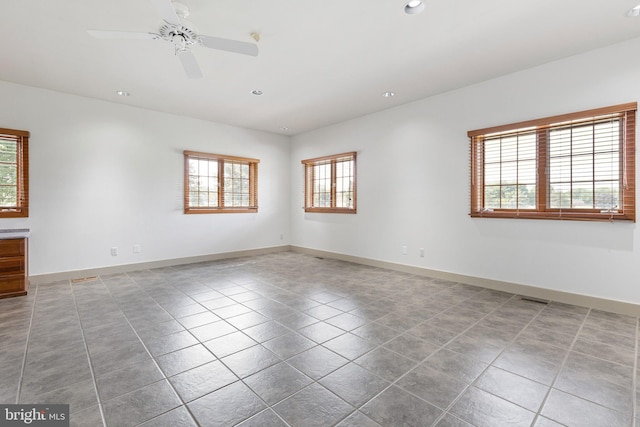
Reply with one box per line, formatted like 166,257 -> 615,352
0,274 -> 25,293
0,239 -> 25,257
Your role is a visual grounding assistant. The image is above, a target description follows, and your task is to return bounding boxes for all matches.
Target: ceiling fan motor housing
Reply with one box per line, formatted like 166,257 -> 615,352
158,23 -> 199,51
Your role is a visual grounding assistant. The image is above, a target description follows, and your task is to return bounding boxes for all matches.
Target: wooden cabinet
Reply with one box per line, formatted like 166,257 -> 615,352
0,238 -> 28,298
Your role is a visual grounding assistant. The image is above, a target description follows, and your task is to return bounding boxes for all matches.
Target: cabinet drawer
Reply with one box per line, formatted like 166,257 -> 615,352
0,275 -> 25,292
0,239 -> 25,257
0,258 -> 24,274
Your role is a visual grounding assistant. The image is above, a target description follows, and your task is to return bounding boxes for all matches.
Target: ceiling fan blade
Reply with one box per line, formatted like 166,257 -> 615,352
150,0 -> 181,25
200,35 -> 259,57
88,30 -> 157,40
177,50 -> 203,79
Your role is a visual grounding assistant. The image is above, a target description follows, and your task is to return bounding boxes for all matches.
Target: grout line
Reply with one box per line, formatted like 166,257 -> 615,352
69,278 -> 108,427
529,307 -> 591,426
15,285 -> 38,404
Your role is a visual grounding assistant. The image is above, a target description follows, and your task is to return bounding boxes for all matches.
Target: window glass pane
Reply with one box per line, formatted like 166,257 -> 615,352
518,160 -> 536,184
595,184 -> 619,209
484,185 -> 501,209
484,163 -> 500,186
594,153 -> 618,181
571,182 -> 593,209
0,141 -> 17,163
518,185 -> 536,209
0,164 -> 17,186
549,157 -> 570,184
501,185 -> 517,209
572,154 -> 593,182
0,186 -> 17,207
549,183 -> 571,209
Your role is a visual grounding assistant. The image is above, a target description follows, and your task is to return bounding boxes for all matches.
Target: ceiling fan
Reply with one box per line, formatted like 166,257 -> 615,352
87,0 -> 258,79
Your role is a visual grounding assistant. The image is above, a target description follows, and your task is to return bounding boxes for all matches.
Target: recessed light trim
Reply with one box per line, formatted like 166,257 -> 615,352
404,0 -> 425,14
116,90 -> 130,97
251,90 -> 263,95
627,4 -> 640,17
382,91 -> 395,98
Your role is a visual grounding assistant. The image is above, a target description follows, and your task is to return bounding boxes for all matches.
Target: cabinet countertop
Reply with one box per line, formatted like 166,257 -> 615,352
0,229 -> 30,239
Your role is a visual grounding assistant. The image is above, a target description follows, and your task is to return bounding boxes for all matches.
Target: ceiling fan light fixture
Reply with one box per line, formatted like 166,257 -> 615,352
627,4 -> 640,17
404,0 -> 425,14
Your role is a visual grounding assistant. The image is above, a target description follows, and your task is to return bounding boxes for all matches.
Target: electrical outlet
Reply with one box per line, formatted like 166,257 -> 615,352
402,245 -> 408,255
133,244 -> 141,253
110,247 -> 118,256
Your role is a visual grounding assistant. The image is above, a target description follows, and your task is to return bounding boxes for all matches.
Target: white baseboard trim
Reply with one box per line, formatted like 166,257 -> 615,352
29,244 -> 639,317
29,245 -> 292,285
291,246 -> 640,317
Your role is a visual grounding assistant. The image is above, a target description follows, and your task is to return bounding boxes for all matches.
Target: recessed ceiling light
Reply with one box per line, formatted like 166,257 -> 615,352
116,90 -> 130,97
281,126 -> 289,131
382,91 -> 395,98
251,90 -> 263,95
404,0 -> 425,14
627,4 -> 640,17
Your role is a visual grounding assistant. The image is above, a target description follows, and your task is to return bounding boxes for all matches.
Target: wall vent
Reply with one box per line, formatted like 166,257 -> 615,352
71,276 -> 98,284
519,296 -> 549,305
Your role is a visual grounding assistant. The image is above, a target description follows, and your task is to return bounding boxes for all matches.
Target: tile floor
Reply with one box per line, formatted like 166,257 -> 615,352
0,251 -> 638,427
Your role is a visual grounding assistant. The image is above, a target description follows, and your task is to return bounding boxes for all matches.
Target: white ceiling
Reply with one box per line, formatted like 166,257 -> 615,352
2,1 -> 640,135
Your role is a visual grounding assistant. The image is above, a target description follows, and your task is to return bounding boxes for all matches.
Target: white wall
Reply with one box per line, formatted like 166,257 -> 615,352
291,36 -> 640,305
0,81 -> 291,276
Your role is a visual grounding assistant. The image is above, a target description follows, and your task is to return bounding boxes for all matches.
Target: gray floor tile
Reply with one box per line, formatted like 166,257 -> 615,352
237,409 -> 288,427
244,361 -> 313,405
2,252 -> 639,427
188,381 -> 265,427
451,387 -> 536,427
102,380 -> 181,426
243,320 -> 291,343
95,359 -> 164,401
287,345 -> 349,380
323,333 -> 377,360
355,347 -> 418,382
156,344 -> 216,377
361,385 -> 442,427
137,406 -> 198,427
145,330 -> 200,356
474,366 -> 548,412
221,344 -> 281,378
273,383 -> 354,427
20,378 -> 98,414
262,332 -> 316,359
335,411 -> 382,427
396,363 -> 468,409
203,330 -> 257,358
320,363 -> 389,407
169,360 -> 238,402
70,405 -> 105,427
541,388 -> 631,426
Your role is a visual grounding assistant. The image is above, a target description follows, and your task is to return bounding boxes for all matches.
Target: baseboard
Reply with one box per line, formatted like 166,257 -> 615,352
291,246 -> 640,317
29,244 -> 640,317
29,245 -> 292,285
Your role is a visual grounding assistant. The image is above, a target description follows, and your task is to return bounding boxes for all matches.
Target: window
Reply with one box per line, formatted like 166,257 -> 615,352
302,152 -> 356,213
0,128 -> 29,218
184,151 -> 258,214
469,103 -> 636,222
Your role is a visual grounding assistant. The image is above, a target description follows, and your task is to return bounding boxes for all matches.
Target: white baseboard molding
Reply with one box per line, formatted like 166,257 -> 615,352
29,244 -> 639,317
291,246 -> 640,317
29,245 -> 292,285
